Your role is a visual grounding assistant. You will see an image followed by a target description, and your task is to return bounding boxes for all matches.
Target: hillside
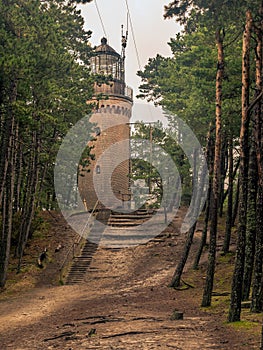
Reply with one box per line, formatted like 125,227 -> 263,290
0,209 -> 261,349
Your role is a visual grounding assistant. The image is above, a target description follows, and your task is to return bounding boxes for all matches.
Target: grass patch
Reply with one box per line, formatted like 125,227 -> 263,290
1,272 -> 37,300
218,252 -> 235,264
226,320 -> 260,332
202,296 -> 230,314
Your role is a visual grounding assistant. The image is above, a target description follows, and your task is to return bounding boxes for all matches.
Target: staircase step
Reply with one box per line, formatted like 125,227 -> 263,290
66,210 -> 155,285
108,222 -> 147,227
65,238 -> 99,285
109,215 -> 152,220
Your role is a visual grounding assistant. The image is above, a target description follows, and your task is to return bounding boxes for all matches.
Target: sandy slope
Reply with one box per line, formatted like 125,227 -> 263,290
0,209 -> 259,349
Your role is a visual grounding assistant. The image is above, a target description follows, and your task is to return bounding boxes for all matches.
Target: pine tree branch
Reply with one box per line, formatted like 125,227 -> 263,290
247,90 -> 263,115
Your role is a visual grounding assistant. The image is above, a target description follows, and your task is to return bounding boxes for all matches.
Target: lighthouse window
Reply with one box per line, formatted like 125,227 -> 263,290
91,61 -> 96,74
96,165 -> 101,174
112,64 -> 117,78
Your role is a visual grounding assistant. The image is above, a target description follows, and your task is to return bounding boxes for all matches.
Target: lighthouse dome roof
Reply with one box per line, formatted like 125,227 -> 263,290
94,38 -> 119,56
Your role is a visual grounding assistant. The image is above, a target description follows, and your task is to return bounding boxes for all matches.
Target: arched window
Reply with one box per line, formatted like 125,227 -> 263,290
96,165 -> 101,174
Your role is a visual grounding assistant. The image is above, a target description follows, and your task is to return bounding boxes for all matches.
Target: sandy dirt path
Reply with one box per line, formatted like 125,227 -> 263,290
0,211 -> 259,349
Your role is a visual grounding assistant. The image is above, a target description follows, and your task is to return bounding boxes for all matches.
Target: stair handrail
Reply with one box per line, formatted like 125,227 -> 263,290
76,199 -> 99,243
59,200 -> 99,282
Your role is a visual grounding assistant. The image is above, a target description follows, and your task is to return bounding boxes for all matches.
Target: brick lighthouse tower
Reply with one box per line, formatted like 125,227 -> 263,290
79,34 -> 133,210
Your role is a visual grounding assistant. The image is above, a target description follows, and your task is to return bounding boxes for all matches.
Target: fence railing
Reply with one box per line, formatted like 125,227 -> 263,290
95,82 -> 133,101
59,200 -> 99,283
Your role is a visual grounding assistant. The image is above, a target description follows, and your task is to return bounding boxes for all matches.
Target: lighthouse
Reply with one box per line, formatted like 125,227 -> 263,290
79,36 -> 133,210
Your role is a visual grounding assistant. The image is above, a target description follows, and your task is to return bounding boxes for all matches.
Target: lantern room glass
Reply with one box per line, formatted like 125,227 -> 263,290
90,54 -> 124,82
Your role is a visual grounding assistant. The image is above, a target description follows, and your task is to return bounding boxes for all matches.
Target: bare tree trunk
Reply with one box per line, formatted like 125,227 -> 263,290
0,122 -> 16,287
0,119 -> 13,205
192,181 -> 211,270
169,148 -> 198,287
242,137 -> 257,300
251,185 -> 263,312
16,130 -> 40,271
222,136 -> 234,254
229,10 -> 253,322
261,318 -> 263,350
169,223 -> 196,288
0,77 -> 17,288
222,157 -> 240,204
201,28 -> 224,307
232,176 -> 240,227
193,125 -> 214,269
0,163 -> 15,287
13,141 -> 23,213
219,138 -> 228,217
251,3 -> 263,313
169,149 -> 206,287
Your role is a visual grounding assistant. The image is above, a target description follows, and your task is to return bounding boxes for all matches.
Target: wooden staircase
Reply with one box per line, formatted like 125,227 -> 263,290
65,241 -> 97,285
100,209 -> 157,248
107,209 -> 154,227
65,209 -> 156,284
65,209 -> 110,285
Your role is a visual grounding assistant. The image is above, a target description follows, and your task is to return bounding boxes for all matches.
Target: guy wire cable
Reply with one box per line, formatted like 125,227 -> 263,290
94,0 -> 107,38
124,0 -> 142,71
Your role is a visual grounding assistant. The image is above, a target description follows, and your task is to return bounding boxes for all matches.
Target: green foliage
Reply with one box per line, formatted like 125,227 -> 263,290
130,122 -> 191,208
0,0 -> 96,280
10,210 -> 49,246
137,25 -> 243,143
0,0 -> 95,209
164,0 -> 248,31
162,0 -> 263,324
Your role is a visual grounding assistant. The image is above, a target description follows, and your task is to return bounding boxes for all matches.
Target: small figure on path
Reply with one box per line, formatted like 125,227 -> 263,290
37,248 -> 48,268
55,243 -> 63,252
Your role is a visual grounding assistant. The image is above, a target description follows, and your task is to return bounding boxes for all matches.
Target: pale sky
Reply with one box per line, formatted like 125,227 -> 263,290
78,0 -> 181,123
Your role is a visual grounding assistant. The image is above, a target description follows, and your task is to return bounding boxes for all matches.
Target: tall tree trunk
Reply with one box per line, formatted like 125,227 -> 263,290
222,136 -> 234,254
232,176 -> 240,227
0,117 -> 13,205
13,141 -> 23,213
251,2 -> 263,313
201,28 -> 224,307
0,77 -> 17,288
0,121 -> 16,287
0,185 -> 11,287
169,149 -> 205,287
36,162 -> 48,209
192,180 -> 211,270
0,160 -> 15,288
169,223 -> 197,288
193,125 -> 214,270
229,10 -> 253,322
0,76 -> 17,203
219,138 -> 228,217
222,157 -> 240,205
242,137 -> 257,300
16,130 -> 40,271
261,319 -> 263,350
251,184 -> 263,312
